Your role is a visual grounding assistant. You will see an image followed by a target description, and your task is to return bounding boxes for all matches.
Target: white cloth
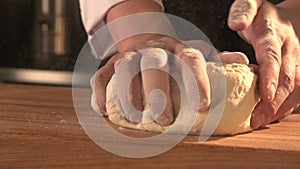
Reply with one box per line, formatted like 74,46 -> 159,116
79,0 -> 164,35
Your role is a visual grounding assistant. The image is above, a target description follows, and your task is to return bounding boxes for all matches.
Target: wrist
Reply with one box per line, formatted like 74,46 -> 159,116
106,0 -> 164,23
106,0 -> 176,52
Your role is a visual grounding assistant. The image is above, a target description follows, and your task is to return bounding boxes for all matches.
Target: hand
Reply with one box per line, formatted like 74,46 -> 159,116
228,0 -> 300,129
91,35 -> 212,126
91,34 -> 251,126
91,0 -> 250,126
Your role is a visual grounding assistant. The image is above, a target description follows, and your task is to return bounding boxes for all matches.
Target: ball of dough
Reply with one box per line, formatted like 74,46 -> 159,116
104,63 -> 260,136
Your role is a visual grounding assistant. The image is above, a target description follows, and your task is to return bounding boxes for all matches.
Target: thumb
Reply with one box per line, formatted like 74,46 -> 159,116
228,0 -> 263,31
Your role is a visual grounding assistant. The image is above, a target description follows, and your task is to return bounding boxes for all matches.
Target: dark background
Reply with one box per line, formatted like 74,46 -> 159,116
0,0 -> 284,71
0,0 -> 86,71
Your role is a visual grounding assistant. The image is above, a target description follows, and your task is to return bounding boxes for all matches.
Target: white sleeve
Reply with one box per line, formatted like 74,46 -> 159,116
79,0 -> 164,35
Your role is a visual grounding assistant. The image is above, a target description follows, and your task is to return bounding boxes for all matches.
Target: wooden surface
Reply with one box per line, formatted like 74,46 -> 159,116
0,83 -> 300,169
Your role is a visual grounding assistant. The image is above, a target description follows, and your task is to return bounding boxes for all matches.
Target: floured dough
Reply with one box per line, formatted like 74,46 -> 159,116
101,62 -> 260,135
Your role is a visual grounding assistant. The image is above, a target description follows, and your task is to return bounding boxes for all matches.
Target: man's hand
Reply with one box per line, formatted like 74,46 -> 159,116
91,34 -> 251,126
92,36 -> 212,126
92,0 -> 213,126
228,0 -> 300,129
92,0 -> 252,126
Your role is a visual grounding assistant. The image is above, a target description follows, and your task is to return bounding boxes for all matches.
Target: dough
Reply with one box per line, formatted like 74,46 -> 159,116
102,62 -> 260,135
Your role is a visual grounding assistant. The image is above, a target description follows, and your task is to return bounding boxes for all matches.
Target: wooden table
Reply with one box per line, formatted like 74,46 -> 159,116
0,84 -> 299,169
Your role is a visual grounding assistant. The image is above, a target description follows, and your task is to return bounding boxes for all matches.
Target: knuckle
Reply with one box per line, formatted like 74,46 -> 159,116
114,59 -> 121,70
123,51 -> 137,58
178,48 -> 202,60
252,19 -> 282,43
268,102 -> 278,115
264,25 -> 276,37
95,69 -> 109,84
141,48 -> 168,68
260,19 -> 277,36
281,73 -> 295,93
118,51 -> 137,61
199,97 -> 211,112
262,45 -> 281,65
95,69 -> 105,80
115,52 -> 140,70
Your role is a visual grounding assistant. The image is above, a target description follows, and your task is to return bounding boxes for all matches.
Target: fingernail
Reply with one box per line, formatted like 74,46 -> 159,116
228,14 -> 249,31
229,14 -> 247,24
251,112 -> 265,129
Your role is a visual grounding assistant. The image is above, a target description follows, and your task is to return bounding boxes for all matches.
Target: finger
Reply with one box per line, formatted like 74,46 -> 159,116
273,66 -> 300,121
243,1 -> 284,102
228,0 -> 263,31
219,51 -> 249,64
263,41 -> 297,125
251,66 -> 299,129
114,52 -> 143,123
140,48 -> 174,126
255,34 -> 283,102
175,46 -> 211,112
250,101 -> 265,129
93,54 -> 121,115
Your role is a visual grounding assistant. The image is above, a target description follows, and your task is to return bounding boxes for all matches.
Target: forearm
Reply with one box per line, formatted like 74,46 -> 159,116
106,0 -> 163,22
106,0 -> 172,52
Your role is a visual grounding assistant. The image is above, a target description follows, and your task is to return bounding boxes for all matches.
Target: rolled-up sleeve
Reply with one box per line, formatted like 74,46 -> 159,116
79,0 -> 164,36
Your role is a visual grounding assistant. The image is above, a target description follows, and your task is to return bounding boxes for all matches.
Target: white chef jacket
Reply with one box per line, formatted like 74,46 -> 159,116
79,0 -> 165,59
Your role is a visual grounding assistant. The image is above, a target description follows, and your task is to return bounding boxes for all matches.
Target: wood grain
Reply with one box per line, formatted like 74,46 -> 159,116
0,83 -> 299,169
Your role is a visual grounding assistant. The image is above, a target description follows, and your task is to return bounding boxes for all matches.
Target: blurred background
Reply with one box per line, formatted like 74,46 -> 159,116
0,0 -> 283,86
0,0 -> 87,86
